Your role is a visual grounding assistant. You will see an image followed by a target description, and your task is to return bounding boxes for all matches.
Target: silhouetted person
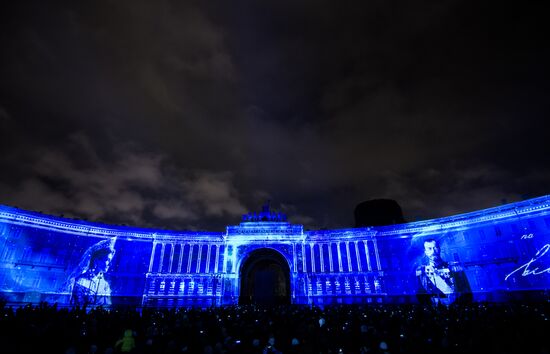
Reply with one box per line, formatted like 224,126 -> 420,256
114,329 -> 136,353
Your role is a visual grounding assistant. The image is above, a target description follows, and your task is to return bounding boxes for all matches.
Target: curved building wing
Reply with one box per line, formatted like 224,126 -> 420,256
0,195 -> 549,308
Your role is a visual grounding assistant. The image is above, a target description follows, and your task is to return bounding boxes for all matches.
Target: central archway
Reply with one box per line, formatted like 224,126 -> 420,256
239,248 -> 291,305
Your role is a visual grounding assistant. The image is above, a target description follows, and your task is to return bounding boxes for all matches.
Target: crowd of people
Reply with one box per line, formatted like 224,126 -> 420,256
0,299 -> 549,354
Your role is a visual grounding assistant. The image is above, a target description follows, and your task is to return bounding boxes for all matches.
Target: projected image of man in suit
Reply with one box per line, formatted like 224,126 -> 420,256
415,238 -> 456,304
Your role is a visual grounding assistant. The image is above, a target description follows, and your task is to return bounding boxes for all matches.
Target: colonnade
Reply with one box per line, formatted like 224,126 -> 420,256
300,239 -> 381,274
143,237 -> 384,307
143,241 -> 225,307
148,242 -> 225,275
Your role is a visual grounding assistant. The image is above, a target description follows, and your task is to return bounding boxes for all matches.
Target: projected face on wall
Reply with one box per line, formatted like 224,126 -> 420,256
68,238 -> 116,308
423,240 -> 438,260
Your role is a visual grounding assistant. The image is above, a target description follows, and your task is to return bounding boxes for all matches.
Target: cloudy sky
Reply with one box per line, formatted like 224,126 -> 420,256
0,1 -> 548,231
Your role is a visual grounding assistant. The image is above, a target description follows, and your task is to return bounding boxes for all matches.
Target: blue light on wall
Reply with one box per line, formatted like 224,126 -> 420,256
0,195 -> 549,308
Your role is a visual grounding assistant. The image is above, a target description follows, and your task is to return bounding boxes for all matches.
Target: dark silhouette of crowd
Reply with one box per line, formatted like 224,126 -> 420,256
0,298 -> 549,354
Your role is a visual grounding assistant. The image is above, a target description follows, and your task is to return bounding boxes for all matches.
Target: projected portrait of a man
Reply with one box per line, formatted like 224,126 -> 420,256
414,238 -> 471,305
68,238 -> 116,308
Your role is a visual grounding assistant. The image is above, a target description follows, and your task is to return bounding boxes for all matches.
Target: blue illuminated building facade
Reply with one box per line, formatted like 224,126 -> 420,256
1,195 -> 550,308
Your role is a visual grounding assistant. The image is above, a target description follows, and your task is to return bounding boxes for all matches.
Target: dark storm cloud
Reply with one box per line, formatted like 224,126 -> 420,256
0,0 -> 548,231
0,132 -> 248,230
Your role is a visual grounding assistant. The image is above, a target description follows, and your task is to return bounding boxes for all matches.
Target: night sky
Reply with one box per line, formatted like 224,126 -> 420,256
0,1 -> 548,231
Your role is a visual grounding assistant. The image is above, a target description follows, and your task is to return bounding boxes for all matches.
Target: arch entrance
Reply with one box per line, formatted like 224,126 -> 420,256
239,248 -> 290,305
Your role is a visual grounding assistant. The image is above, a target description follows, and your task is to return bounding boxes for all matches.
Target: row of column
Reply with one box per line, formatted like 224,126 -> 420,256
301,240 -> 381,274
148,243 -> 223,274
149,240 -> 381,276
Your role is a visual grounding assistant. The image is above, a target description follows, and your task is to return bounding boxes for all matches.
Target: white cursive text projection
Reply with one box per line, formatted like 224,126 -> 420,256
505,244 -> 550,281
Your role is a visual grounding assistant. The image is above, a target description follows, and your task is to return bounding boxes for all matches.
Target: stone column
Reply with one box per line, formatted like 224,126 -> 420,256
345,241 -> 352,272
196,244 -> 203,273
214,245 -> 220,273
302,243 -> 307,272
354,241 -> 362,272
158,243 -> 166,273
177,244 -> 184,273
169,243 -> 175,273
187,244 -> 194,273
148,242 -> 157,273
337,242 -> 343,272
205,244 -> 212,273
363,240 -> 372,271
310,244 -> 315,272
319,244 -> 325,272
328,243 -> 334,272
